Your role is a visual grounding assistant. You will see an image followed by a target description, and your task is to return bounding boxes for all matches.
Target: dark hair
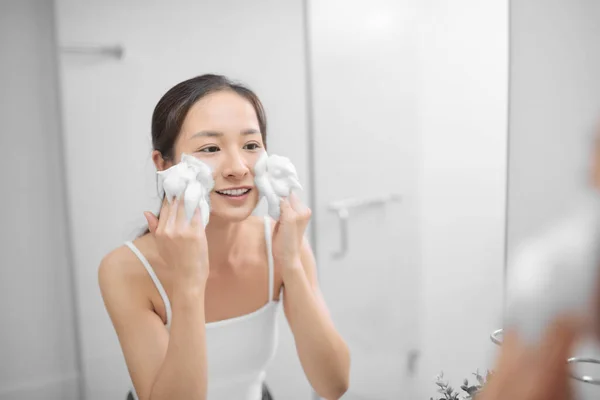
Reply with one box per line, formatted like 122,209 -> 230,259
141,74 -> 268,236
152,74 -> 268,161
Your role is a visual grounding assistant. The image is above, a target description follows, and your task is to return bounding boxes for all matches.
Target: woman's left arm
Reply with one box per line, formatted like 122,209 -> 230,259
273,195 -> 350,400
282,239 -> 350,399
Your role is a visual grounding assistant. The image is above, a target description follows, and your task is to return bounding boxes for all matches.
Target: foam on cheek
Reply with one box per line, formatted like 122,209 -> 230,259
194,156 -> 219,172
156,153 -> 215,227
248,149 -> 265,171
254,151 -> 303,220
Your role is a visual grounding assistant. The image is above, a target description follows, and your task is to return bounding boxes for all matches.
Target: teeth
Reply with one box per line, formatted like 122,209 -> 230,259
217,188 -> 250,196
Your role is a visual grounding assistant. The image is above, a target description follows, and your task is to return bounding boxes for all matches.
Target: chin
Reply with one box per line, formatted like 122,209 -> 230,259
209,190 -> 259,223
210,207 -> 255,222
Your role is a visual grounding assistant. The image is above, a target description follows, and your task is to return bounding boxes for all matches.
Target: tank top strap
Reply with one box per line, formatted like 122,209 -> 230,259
124,241 -> 172,329
263,217 -> 275,301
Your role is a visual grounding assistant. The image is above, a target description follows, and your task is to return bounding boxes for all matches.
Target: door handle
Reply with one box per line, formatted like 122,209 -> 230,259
327,194 -> 401,259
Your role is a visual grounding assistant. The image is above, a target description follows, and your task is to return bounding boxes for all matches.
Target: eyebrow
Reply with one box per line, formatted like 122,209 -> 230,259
191,128 -> 260,138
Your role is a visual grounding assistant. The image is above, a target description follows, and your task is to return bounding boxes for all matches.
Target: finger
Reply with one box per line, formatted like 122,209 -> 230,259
279,197 -> 295,221
176,195 -> 187,227
144,211 -> 159,234
166,195 -> 179,229
272,217 -> 281,236
189,206 -> 205,232
157,197 -> 171,232
494,328 -> 527,370
540,316 -> 580,365
485,328 -> 530,396
289,191 -> 308,215
517,316 -> 580,400
537,316 -> 581,381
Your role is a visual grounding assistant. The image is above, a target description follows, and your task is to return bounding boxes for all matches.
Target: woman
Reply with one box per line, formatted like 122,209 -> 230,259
98,74 -> 351,400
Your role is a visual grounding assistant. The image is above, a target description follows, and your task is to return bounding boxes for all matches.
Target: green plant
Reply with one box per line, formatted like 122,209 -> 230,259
430,370 -> 493,400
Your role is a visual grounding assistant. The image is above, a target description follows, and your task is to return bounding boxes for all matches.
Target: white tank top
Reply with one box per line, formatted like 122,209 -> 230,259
124,216 -> 281,400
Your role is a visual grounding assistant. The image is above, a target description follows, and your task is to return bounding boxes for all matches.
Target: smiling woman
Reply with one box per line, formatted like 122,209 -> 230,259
143,75 -> 269,229
97,74 -> 350,400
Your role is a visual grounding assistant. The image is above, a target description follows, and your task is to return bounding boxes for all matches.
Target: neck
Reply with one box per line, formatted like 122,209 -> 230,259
204,214 -> 243,263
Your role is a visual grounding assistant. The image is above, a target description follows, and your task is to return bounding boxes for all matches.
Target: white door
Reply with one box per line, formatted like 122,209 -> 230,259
307,1 -> 421,398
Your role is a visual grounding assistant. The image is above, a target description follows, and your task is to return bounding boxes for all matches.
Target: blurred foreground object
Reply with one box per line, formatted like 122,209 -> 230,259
479,317 -> 580,400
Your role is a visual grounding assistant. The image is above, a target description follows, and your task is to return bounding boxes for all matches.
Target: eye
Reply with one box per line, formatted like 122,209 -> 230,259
199,145 -> 220,153
243,142 -> 261,151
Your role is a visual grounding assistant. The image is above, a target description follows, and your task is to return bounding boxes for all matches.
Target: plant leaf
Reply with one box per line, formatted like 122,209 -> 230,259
466,385 -> 480,394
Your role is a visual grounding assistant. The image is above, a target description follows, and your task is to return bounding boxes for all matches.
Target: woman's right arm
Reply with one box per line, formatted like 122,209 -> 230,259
99,198 -> 210,400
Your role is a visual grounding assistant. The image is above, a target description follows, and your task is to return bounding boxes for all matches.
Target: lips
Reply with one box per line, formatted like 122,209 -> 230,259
215,188 -> 251,197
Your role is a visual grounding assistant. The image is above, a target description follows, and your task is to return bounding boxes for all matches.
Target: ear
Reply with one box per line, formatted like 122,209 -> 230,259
152,150 -> 171,172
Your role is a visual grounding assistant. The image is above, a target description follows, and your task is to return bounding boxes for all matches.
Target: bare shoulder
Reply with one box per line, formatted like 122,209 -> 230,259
98,237 -> 153,303
97,238 -> 169,400
99,244 -> 137,286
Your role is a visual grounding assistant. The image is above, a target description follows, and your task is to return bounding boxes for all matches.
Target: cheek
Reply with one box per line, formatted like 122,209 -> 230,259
246,152 -> 262,173
193,153 -> 220,171
206,152 -> 261,174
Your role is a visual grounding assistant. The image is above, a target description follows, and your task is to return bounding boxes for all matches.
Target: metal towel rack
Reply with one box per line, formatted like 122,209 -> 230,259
59,44 -> 124,59
327,193 -> 401,259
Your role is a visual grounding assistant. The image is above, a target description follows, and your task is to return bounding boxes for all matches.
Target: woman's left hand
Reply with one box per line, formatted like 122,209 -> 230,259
271,192 -> 312,271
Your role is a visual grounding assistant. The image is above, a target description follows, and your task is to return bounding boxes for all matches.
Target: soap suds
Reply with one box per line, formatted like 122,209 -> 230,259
157,153 -> 215,227
254,151 -> 302,220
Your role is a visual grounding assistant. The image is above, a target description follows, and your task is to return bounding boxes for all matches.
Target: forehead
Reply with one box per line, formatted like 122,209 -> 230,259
180,90 -> 260,140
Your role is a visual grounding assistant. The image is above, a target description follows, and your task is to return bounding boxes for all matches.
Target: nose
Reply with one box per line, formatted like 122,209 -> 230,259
221,151 -> 250,180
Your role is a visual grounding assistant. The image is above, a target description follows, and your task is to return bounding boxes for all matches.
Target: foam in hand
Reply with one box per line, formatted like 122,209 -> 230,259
254,151 -> 303,220
157,153 -> 215,227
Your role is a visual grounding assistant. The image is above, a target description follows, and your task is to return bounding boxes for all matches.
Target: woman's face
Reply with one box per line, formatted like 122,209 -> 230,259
172,90 -> 264,222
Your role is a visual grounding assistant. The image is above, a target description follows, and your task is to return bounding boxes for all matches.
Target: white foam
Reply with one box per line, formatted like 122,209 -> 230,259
254,151 -> 302,220
157,154 -> 215,227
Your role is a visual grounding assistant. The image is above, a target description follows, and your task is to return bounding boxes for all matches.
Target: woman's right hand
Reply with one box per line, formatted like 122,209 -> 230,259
144,197 -> 209,288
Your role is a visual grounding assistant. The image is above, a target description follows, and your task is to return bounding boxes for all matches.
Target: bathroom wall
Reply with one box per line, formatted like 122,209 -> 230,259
416,0 -> 509,395
507,0 -> 600,255
0,1 -> 81,399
